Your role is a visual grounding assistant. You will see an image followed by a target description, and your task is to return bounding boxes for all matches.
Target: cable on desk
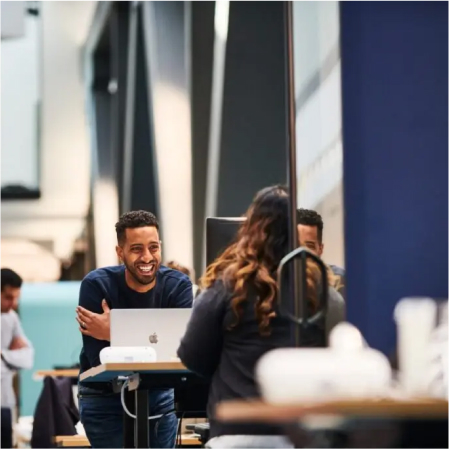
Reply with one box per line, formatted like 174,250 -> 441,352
120,378 -> 175,420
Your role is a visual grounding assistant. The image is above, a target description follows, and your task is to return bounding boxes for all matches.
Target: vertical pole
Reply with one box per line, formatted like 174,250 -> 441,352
284,1 -> 301,346
134,390 -> 149,448
123,390 -> 134,448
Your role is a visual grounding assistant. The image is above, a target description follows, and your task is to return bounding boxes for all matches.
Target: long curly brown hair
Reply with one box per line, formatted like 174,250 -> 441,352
200,185 -> 290,335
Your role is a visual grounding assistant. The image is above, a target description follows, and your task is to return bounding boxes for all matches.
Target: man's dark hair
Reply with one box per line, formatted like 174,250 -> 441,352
1,268 -> 23,291
115,210 -> 159,245
297,208 -> 324,243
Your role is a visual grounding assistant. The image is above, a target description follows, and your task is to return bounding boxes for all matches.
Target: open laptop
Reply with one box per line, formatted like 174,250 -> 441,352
110,309 -> 192,361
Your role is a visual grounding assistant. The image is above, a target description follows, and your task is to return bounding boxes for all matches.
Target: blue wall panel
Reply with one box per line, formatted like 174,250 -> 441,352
340,1 -> 448,353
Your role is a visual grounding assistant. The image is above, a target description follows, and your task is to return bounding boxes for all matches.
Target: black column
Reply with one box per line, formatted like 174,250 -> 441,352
127,4 -> 159,215
215,1 -> 288,217
190,1 -> 215,278
109,2 -> 130,213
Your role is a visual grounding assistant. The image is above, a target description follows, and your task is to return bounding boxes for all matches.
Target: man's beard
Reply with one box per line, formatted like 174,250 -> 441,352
124,261 -> 159,286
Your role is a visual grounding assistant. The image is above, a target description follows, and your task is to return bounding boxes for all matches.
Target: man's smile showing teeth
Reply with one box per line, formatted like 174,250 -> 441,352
138,265 -> 155,275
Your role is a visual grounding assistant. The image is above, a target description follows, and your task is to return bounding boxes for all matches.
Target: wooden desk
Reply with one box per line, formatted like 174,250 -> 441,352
217,398 -> 448,448
179,434 -> 202,446
80,362 -> 205,448
216,398 -> 449,423
79,361 -> 187,382
54,435 -> 90,447
34,369 -> 79,380
54,434 -> 201,447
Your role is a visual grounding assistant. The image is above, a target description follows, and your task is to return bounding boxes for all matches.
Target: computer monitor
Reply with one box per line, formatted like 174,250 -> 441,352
205,217 -> 245,266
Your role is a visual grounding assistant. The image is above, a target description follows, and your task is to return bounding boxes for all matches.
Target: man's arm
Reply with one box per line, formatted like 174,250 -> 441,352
169,277 -> 194,308
1,313 -> 34,370
177,285 -> 226,378
77,278 -> 109,368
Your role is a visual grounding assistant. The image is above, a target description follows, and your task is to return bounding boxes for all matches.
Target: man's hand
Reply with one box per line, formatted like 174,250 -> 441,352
9,337 -> 28,350
76,300 -> 111,341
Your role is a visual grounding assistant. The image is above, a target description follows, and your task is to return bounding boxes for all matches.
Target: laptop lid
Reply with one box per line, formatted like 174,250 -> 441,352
110,308 -> 192,361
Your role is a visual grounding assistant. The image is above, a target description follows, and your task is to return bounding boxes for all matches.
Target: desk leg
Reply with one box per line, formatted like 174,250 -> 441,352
123,391 -> 134,448
135,389 -> 149,448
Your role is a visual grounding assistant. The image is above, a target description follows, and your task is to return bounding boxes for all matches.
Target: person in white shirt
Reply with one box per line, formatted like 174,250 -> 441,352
1,269 -> 34,412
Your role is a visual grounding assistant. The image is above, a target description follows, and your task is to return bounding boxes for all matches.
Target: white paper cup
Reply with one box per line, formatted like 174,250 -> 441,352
394,297 -> 437,395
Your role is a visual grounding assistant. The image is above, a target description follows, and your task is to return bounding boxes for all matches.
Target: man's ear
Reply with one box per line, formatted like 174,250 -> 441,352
318,243 -> 324,257
116,245 -> 123,263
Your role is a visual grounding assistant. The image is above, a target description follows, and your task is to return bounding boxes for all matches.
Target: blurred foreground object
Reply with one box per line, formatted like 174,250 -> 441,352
256,344 -> 392,404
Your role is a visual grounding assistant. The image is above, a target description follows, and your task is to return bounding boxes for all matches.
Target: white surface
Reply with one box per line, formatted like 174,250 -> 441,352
424,321 -> 448,399
1,2 -> 96,261
110,309 -> 192,361
256,348 -> 392,404
1,238 -> 61,282
293,1 -> 343,209
329,322 -> 366,351
142,2 -> 193,270
1,1 -> 25,39
1,14 -> 40,189
292,1 -> 345,270
394,297 -> 437,395
100,346 -> 157,364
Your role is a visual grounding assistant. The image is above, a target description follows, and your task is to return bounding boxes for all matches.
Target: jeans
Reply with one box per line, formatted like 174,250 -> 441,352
78,388 -> 177,448
206,435 -> 293,448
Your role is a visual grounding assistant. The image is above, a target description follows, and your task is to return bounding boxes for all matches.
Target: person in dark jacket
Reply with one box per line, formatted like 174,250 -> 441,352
177,186 -> 344,448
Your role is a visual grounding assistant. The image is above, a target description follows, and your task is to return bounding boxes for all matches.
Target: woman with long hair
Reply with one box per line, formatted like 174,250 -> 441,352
177,185 -> 344,448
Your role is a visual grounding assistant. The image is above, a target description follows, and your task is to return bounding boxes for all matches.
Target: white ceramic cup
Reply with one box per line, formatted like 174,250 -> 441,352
394,297 -> 437,396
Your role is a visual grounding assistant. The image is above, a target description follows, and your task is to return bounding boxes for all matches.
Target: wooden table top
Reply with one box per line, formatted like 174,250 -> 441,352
34,369 -> 79,379
79,361 -> 188,382
54,435 -> 89,447
54,433 -> 201,447
216,398 -> 449,423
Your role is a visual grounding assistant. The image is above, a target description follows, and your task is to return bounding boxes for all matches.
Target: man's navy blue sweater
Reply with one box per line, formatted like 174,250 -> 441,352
78,265 -> 193,411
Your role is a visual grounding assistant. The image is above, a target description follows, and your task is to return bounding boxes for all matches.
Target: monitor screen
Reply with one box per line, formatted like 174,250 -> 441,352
205,217 -> 245,266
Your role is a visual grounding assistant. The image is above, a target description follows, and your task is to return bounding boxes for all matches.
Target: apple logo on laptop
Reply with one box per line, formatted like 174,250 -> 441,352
149,333 -> 158,344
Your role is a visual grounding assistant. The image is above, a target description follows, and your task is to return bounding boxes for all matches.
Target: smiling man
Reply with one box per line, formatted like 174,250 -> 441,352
76,211 -> 193,448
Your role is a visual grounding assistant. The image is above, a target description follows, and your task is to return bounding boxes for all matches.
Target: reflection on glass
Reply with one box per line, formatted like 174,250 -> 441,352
292,1 -> 344,270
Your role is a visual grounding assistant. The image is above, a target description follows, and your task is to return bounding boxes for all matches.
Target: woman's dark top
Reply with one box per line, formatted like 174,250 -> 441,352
177,280 -> 345,439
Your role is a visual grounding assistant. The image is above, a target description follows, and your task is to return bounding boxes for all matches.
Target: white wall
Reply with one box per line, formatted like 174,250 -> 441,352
143,2 -> 193,270
1,14 -> 40,189
1,2 -> 96,260
1,1 -> 26,39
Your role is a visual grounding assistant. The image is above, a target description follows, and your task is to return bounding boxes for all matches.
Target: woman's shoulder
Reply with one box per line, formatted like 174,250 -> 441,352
194,279 -> 233,307
325,287 -> 346,334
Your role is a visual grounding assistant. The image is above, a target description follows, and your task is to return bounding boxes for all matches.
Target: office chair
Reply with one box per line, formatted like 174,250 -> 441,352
190,218 -> 244,446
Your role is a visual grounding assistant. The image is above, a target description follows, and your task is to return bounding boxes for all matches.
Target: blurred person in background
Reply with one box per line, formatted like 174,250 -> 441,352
1,269 -> 34,414
178,186 -> 344,448
166,260 -> 199,297
297,208 -> 346,299
76,211 -> 193,448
